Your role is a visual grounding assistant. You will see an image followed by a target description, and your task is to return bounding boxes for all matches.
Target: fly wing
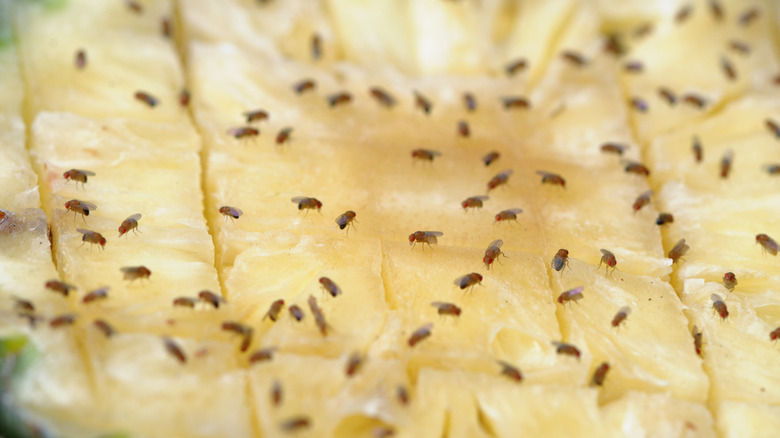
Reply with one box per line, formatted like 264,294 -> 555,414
290,197 -> 307,203
489,239 -> 503,249
127,213 -> 142,221
81,201 -> 97,211
508,208 -> 523,214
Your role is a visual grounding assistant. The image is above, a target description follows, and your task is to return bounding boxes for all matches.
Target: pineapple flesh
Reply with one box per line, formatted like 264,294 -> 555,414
0,0 -> 779,437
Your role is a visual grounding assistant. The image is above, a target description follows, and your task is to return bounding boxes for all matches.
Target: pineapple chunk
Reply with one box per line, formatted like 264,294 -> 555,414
618,0 -> 780,142
14,0 -> 186,122
602,391 -> 715,437
715,401 -> 780,438
29,112 -> 220,309
550,259 -> 708,403
681,279 -> 780,405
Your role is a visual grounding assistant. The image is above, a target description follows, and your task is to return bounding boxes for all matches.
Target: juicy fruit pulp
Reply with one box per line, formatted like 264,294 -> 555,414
0,0 -> 779,437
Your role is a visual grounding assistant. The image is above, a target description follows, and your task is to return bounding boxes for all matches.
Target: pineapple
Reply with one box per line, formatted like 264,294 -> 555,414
1,0 -> 779,437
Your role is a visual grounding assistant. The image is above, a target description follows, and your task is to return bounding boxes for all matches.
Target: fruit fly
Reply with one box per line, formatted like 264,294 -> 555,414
243,110 -> 269,123
722,272 -> 738,291
431,301 -> 461,317
293,79 -> 316,94
120,266 -> 151,282
536,170 -> 566,188
600,143 -> 627,155
65,199 -> 96,221
720,150 -> 733,178
457,120 -> 470,138
482,151 -> 500,166
557,286 -> 584,305
263,299 -> 285,322
611,306 -> 631,327
249,347 -> 276,364
739,7 -> 759,26
50,314 -> 76,328
711,294 -> 729,320
311,33 -> 322,60
552,341 -> 581,359
291,196 -> 322,212
118,213 -> 142,237
487,169 -> 513,191
276,127 -> 293,145
632,190 -> 653,212
770,327 -> 780,341
668,238 -> 689,263
178,89 -> 190,107
765,164 -> 780,175
77,229 -> 106,249
721,56 -> 736,81
319,277 -> 342,298
335,210 -> 357,234
308,295 -> 329,336
453,272 -> 483,291
219,206 -> 243,220
396,385 -> 410,405
505,59 -> 527,76
281,416 -> 311,432
345,352 -> 364,377
497,360 -> 523,382
161,18 -> 172,38
199,290 -> 225,308
551,249 -> 570,273
603,33 -> 624,56
463,92 -> 477,112
630,97 -> 648,112
227,126 -> 259,139
221,321 -> 253,352
462,195 -> 488,211
93,319 -> 115,338
675,5 -> 692,23
682,94 -> 707,109
624,161 -> 650,176
173,297 -> 196,308
271,380 -> 283,407
692,136 -> 703,163
756,234 -> 779,255
163,337 -> 186,364
125,0 -> 143,13
658,87 -> 677,105
288,305 -> 304,321
134,91 -> 158,107
45,280 -> 76,296
13,297 -> 34,313
502,97 -> 530,110
63,169 -> 95,188
483,239 -> 505,269
82,287 -> 109,304
370,87 -> 396,107
561,51 -> 587,67
765,119 -> 780,138
692,326 -> 703,356
729,40 -> 750,55
598,249 -> 617,275
591,362 -> 610,386
409,231 -> 443,250
495,208 -> 523,224
709,0 -> 723,20
414,91 -> 432,115
408,323 -> 433,347
372,426 -> 396,438
411,148 -> 441,162
75,49 -> 87,69
656,213 -> 674,225
326,92 -> 352,107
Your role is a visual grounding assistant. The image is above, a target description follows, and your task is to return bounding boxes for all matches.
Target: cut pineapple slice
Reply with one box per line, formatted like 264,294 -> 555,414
14,0 -> 186,122
2,0 -> 780,436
